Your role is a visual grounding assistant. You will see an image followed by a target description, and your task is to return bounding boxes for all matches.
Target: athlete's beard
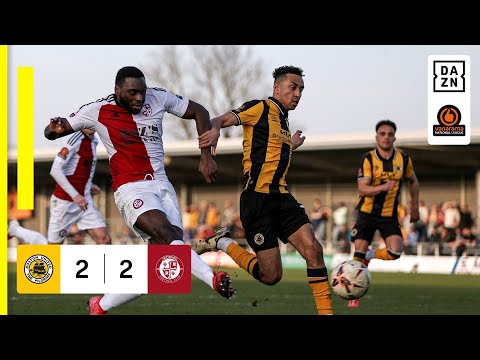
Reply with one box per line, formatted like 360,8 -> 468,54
117,96 -> 142,115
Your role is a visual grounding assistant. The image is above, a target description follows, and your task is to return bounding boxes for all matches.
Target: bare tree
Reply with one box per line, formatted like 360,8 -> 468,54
142,45 -> 269,139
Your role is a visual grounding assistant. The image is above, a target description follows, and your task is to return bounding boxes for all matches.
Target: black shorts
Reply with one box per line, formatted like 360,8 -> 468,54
351,211 -> 402,244
240,191 -> 310,252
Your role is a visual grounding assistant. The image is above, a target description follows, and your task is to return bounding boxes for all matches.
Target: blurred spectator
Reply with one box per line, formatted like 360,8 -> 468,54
459,227 -> 476,244
332,201 -> 349,244
458,203 -> 474,232
404,224 -> 419,255
182,204 -> 196,241
197,200 -> 209,228
417,200 -> 429,242
427,203 -> 440,237
309,198 -> 331,245
335,224 -> 351,254
221,199 -> 237,231
205,201 -> 220,229
428,225 -> 442,243
443,201 -> 460,243
229,212 -> 245,240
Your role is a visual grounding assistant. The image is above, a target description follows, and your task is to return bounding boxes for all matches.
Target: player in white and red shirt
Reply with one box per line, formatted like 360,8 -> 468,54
45,66 -> 235,314
8,129 -> 111,245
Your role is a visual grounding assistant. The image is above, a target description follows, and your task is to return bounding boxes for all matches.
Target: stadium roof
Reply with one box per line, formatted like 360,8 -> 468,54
8,129 -> 480,187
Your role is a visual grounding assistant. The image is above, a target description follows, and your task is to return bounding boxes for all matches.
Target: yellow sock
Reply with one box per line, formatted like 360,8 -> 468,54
226,242 -> 258,276
374,247 -> 400,260
308,268 -> 333,315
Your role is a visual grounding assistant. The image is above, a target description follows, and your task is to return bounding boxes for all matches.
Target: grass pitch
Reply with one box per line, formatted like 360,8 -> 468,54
8,263 -> 480,315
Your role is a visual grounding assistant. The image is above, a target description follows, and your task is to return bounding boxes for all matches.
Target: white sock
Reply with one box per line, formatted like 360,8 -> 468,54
12,226 -> 48,245
171,239 -> 214,289
216,237 -> 234,252
365,249 -> 375,261
100,294 -> 141,311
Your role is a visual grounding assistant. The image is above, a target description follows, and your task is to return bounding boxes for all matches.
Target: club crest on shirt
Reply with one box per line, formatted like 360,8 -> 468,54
58,147 -> 69,159
142,104 -> 152,117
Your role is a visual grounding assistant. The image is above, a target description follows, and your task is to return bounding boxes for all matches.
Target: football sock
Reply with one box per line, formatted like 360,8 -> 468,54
11,226 -> 48,245
372,247 -> 401,260
307,267 -> 333,315
353,250 -> 369,266
216,237 -> 234,252
225,242 -> 260,280
100,294 -> 141,311
171,240 -> 215,289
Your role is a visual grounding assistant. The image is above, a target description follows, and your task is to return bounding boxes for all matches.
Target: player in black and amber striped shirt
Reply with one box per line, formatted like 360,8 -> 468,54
348,119 -> 420,308
197,65 -> 333,315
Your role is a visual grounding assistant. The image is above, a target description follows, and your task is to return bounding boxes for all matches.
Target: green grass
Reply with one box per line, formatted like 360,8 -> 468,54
8,263 -> 480,315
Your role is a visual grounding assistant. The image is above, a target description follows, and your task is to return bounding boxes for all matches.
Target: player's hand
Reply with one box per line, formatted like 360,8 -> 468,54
410,208 -> 420,223
73,194 -> 88,211
90,183 -> 101,196
199,154 -> 217,184
49,117 -> 68,134
199,128 -> 220,156
292,130 -> 306,150
384,180 -> 396,192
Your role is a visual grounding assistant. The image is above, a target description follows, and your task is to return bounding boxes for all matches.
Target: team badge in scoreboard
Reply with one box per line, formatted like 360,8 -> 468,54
17,245 -> 191,294
428,55 -> 470,145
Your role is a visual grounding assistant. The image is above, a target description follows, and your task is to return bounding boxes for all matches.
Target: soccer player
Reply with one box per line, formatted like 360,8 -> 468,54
196,65 -> 333,315
8,129 -> 111,245
348,119 -> 420,307
44,66 -> 235,315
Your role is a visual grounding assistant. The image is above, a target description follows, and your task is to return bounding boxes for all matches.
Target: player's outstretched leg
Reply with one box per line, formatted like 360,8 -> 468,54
172,237 -> 237,299
87,296 -> 107,315
8,219 -> 48,244
87,294 -> 141,315
212,270 -> 236,299
195,226 -> 231,255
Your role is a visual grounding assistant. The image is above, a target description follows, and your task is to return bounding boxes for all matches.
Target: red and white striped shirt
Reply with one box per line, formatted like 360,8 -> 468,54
51,131 -> 98,201
67,88 -> 189,191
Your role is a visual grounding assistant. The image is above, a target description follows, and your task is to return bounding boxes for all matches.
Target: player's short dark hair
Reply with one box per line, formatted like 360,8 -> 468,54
115,66 -> 145,86
375,119 -> 397,133
272,65 -> 304,82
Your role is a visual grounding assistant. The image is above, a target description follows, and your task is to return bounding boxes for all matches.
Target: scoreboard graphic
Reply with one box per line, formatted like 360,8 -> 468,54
16,245 -> 191,294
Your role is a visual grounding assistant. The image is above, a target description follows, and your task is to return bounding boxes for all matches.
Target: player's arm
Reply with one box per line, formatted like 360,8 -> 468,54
50,148 -> 88,211
44,117 -> 75,140
407,172 -> 420,222
182,100 -> 217,184
358,178 -> 395,197
198,112 -> 238,153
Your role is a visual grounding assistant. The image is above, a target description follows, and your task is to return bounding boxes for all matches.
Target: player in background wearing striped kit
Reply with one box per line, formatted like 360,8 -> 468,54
348,119 -> 419,308
8,128 -> 111,246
